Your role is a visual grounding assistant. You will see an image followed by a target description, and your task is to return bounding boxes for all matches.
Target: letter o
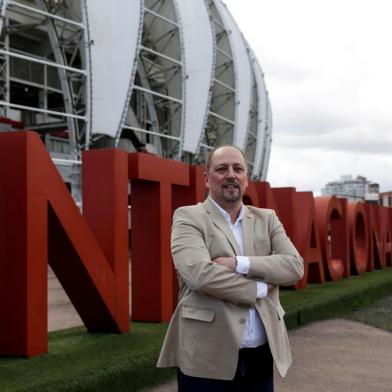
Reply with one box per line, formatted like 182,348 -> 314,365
315,196 -> 349,281
347,202 -> 368,275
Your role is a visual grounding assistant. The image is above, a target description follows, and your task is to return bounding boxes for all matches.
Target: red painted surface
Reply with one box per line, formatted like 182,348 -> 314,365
270,188 -> 325,289
347,202 -> 369,275
254,181 -> 280,212
314,196 -> 349,281
172,165 -> 206,209
128,153 -> 189,322
83,149 -> 129,331
364,204 -> 384,270
379,206 -> 392,267
389,208 -> 392,266
294,192 -> 325,289
0,132 -> 129,357
243,177 -> 260,206
271,187 -> 296,239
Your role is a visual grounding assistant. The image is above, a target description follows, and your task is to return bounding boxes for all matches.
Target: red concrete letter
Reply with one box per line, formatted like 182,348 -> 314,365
0,131 -> 129,357
255,182 -> 280,211
379,206 -> 392,267
272,188 -> 324,289
243,179 -> 260,206
347,202 -> 368,275
172,165 -> 205,209
294,192 -> 325,289
364,204 -> 384,270
128,153 -> 189,322
315,196 -> 349,281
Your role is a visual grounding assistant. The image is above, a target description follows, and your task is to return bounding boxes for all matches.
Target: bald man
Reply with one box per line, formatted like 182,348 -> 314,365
158,145 -> 304,391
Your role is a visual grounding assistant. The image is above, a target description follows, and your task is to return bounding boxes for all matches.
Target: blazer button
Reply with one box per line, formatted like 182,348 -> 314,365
239,318 -> 246,324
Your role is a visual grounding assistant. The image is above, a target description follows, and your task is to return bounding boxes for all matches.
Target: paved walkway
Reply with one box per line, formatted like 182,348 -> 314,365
48,271 -> 392,391
145,320 -> 392,392
48,267 -> 83,331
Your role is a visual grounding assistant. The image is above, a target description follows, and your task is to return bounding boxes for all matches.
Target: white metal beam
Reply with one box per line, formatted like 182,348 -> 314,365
8,1 -> 84,28
0,100 -> 87,120
0,49 -> 86,74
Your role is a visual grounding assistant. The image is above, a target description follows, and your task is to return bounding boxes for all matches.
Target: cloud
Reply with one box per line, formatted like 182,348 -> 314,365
268,145 -> 392,194
224,0 -> 392,192
275,125 -> 392,154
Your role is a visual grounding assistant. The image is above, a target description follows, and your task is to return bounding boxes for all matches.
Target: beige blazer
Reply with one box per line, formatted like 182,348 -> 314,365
157,198 -> 304,380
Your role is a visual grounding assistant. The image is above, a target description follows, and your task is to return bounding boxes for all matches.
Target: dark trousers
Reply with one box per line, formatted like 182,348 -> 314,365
177,343 -> 274,392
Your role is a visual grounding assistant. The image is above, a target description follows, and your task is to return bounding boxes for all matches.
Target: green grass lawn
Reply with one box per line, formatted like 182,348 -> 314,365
0,267 -> 391,391
0,323 -> 174,392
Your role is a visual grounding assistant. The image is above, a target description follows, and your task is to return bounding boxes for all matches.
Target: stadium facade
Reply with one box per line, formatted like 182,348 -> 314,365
0,0 -> 272,200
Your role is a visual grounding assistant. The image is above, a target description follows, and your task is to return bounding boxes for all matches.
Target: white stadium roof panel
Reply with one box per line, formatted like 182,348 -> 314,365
249,48 -> 269,179
213,0 -> 252,150
87,0 -> 143,138
176,0 -> 215,155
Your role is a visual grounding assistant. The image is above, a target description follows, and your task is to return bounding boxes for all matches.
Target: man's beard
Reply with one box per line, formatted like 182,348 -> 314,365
221,182 -> 241,203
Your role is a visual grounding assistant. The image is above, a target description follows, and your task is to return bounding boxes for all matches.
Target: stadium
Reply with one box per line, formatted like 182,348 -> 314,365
0,0 -> 272,200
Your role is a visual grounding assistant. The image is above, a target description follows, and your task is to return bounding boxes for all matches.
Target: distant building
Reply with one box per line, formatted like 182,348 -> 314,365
322,175 -> 379,202
380,191 -> 392,207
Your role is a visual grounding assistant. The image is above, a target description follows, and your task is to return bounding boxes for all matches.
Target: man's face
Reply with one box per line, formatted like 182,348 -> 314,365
205,147 -> 248,206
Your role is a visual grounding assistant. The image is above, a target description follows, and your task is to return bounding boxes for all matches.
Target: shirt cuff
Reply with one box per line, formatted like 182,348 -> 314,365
256,281 -> 268,299
236,256 -> 250,274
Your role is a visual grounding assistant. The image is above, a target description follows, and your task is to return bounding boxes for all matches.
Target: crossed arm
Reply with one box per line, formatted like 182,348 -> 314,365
171,207 -> 304,306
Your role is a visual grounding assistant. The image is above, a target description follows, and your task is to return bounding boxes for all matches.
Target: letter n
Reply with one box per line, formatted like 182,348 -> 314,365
0,131 -> 129,357
364,204 -> 384,270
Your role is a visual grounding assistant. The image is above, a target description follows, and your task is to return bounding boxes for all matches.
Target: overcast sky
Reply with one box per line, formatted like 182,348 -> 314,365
224,0 -> 392,194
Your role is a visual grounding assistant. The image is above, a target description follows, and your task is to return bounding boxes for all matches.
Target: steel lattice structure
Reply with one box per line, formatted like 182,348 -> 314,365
0,0 -> 272,197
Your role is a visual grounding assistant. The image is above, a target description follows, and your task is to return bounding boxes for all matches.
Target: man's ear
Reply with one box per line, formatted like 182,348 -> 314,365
204,171 -> 210,188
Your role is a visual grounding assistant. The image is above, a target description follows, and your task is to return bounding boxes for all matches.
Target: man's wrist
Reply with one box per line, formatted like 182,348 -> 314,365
235,256 -> 250,274
256,281 -> 268,298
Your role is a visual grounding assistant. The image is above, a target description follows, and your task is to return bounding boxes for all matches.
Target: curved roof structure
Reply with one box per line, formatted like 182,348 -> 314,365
0,0 -> 272,180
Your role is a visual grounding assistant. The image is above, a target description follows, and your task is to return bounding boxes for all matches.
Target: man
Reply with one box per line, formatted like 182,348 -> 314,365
158,145 -> 304,391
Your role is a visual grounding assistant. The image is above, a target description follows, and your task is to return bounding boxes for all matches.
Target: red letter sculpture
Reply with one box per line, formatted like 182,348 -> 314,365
0,132 -> 129,357
347,202 -> 369,275
315,196 -> 349,281
128,153 -> 189,322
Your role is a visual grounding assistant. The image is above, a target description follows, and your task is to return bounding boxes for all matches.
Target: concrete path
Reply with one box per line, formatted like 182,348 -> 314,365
48,267 -> 83,331
145,319 -> 392,392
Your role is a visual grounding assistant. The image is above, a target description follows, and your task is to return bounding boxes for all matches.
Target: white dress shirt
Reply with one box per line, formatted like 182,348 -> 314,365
209,197 -> 268,348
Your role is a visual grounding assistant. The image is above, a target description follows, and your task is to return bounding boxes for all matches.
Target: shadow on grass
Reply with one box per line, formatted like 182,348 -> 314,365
347,294 -> 392,333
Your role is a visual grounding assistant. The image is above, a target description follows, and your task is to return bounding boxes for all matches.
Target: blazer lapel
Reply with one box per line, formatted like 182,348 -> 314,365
203,199 -> 241,255
242,206 -> 255,256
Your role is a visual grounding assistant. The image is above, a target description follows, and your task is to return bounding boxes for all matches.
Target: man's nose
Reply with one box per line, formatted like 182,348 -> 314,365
226,167 -> 236,178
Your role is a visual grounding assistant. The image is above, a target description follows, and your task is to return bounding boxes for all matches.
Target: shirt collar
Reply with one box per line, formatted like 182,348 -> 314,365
208,196 -> 244,226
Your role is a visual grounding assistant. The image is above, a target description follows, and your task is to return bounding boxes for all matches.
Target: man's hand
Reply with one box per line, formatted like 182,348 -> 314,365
212,256 -> 236,271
